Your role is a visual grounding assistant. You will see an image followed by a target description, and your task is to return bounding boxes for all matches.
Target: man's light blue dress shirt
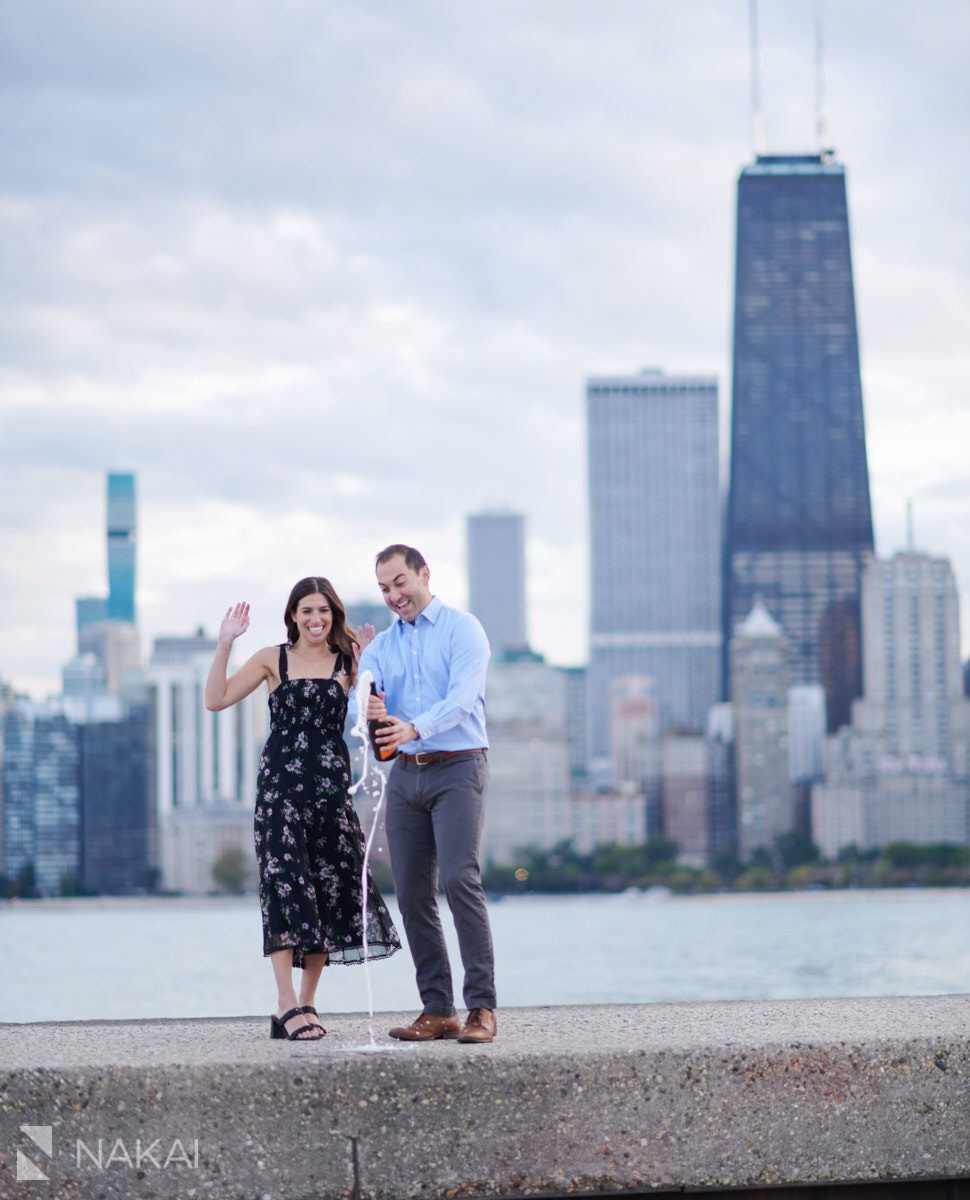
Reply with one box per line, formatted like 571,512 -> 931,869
354,597 -> 490,755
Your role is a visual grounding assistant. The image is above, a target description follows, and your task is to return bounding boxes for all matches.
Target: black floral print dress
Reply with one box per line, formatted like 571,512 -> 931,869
254,645 -> 400,968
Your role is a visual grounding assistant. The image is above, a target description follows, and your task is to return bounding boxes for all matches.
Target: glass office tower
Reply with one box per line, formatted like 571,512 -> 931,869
80,707 -> 156,894
588,369 -> 721,760
1,704 -> 81,896
724,154 -> 874,731
106,472 -> 137,623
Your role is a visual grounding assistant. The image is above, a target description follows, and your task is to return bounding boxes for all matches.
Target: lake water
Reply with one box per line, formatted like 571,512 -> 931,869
1,889 -> 968,1024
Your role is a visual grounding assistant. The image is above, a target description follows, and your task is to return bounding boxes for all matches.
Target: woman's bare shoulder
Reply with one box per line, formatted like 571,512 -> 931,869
243,644 -> 283,676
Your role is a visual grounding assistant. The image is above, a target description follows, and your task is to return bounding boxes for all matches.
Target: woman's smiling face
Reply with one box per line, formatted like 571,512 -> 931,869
291,593 -> 332,646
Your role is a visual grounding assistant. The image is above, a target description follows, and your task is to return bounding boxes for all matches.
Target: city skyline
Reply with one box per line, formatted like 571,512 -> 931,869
1,2 -> 968,698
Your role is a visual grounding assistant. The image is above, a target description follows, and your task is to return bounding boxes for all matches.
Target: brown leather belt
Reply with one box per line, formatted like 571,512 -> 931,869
398,748 -> 487,767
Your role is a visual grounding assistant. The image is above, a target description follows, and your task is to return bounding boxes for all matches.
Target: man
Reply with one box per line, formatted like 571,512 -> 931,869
357,543 -> 497,1044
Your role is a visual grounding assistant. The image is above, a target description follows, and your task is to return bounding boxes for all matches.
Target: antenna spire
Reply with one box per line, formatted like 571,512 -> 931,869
906,499 -> 915,552
749,0 -> 766,155
815,0 -> 828,153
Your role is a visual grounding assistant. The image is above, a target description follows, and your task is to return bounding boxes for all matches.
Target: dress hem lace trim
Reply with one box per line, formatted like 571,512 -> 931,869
263,941 -> 401,967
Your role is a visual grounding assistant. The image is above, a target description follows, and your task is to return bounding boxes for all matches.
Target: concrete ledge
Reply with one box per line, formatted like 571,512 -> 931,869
1,996 -> 968,1198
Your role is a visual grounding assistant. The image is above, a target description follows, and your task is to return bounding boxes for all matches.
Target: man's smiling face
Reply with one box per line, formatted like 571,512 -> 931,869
376,554 -> 432,624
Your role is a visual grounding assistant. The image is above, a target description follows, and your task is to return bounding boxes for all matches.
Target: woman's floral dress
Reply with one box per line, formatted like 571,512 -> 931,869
254,645 -> 400,968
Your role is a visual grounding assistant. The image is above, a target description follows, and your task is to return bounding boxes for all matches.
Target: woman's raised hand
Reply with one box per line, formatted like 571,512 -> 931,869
219,602 -> 251,645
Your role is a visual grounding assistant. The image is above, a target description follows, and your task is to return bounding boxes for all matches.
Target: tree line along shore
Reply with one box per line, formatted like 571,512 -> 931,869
475,837 -> 970,895
4,838 -> 969,900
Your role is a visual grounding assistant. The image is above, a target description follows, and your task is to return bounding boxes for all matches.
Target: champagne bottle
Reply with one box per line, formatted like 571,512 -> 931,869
368,681 -> 398,762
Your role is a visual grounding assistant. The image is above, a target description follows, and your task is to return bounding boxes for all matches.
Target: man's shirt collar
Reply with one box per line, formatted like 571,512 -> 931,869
395,594 -> 442,629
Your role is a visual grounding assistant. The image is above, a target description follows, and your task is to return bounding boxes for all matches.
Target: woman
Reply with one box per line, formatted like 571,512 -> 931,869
205,576 -> 400,1041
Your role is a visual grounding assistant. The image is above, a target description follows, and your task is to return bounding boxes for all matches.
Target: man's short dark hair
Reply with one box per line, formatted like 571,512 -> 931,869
375,544 -> 428,572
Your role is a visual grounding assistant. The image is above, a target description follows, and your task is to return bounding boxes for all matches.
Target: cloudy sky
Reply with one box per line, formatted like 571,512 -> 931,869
2,0 -> 968,698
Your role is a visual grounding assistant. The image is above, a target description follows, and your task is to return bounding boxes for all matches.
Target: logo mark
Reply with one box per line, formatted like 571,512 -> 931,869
17,1126 -> 53,1182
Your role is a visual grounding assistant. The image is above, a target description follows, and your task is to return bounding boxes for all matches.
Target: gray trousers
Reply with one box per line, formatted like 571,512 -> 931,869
385,752 -> 496,1014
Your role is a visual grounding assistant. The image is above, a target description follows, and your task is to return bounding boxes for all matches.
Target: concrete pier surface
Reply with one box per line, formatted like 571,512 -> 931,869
1,995 -> 968,1199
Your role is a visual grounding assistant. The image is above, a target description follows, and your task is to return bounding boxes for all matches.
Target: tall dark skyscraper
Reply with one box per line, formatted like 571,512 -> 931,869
106,472 -> 137,622
724,154 -> 874,731
80,707 -> 155,894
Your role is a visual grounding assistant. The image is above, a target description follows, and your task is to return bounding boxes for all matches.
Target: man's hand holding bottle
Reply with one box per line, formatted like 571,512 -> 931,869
366,686 -> 418,759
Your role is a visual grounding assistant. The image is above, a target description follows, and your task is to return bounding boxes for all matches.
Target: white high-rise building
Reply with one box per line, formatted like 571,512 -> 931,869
813,552 -> 970,856
149,632 -> 266,893
482,655 -> 570,864
730,598 -> 793,858
467,511 -> 528,654
586,369 -> 721,766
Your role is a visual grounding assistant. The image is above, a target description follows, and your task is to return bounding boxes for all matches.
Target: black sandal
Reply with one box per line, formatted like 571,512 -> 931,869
270,1006 -> 325,1041
299,1005 -> 327,1035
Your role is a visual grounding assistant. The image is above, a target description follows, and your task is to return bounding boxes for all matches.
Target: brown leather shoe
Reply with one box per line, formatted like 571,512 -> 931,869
388,1013 -> 461,1041
457,1008 -> 497,1043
